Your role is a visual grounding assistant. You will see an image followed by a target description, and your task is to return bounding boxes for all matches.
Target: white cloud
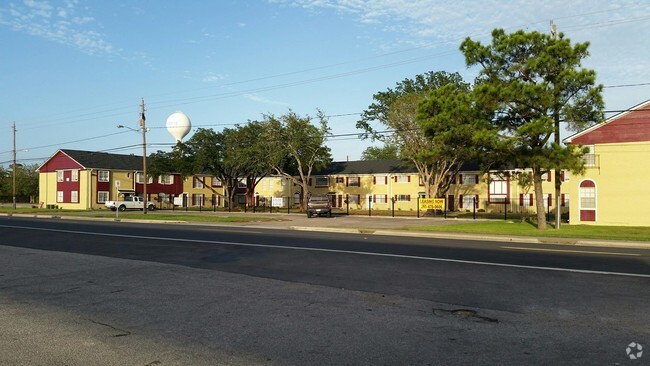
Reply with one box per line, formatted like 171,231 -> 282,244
272,0 -> 649,46
0,0 -> 113,55
203,72 -> 225,83
243,93 -> 290,107
271,0 -> 650,104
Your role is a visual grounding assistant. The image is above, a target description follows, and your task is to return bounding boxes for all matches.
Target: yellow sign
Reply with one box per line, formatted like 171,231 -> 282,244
419,198 -> 445,210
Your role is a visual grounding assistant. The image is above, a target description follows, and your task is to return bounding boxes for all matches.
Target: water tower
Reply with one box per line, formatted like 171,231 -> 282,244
166,111 -> 191,143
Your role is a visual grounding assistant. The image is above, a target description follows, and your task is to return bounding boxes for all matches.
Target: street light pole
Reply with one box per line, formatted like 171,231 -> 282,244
12,122 -> 16,210
118,99 -> 149,214
140,99 -> 148,214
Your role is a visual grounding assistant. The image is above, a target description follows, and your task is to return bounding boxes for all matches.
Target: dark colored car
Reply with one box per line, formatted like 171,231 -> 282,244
307,195 -> 332,218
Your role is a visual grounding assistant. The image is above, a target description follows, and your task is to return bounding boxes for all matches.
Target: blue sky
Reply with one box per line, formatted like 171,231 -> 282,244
1,0 -> 649,167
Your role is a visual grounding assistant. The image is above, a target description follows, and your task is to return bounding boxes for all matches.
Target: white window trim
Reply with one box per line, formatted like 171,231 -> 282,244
396,175 -> 409,183
396,194 -> 410,202
158,174 -> 174,185
98,170 -> 110,182
136,173 -> 153,184
192,194 -> 204,206
579,180 -> 597,211
462,174 -> 478,185
348,177 -> 360,187
314,176 -> 329,187
98,191 -> 109,203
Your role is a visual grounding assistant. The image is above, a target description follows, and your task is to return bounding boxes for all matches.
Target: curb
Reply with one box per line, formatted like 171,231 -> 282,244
2,212 -> 649,249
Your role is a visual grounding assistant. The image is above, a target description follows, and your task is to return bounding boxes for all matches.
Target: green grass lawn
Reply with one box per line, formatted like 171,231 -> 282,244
406,220 -> 650,242
0,208 -> 281,223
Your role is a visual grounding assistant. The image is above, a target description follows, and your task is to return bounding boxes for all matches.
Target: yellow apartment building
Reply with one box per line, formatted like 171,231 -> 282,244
565,99 -> 650,226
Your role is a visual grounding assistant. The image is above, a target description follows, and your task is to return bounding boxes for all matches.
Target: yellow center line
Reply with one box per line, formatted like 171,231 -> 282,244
501,246 -> 640,257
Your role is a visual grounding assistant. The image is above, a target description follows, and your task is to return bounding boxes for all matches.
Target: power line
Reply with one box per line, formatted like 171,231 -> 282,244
12,6 -> 650,132
603,82 -> 650,89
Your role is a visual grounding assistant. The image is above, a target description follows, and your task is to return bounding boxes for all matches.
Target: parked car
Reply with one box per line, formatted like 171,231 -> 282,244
307,195 -> 332,218
105,196 -> 156,211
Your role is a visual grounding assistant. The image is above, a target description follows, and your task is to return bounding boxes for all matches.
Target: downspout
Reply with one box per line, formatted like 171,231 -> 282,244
88,169 -> 93,210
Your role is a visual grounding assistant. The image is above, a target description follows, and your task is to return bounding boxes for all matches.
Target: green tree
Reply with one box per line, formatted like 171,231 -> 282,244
262,110 -> 332,210
0,164 -> 39,203
224,121 -> 273,207
357,71 -> 478,198
0,166 -> 9,199
16,164 -> 39,202
360,145 -> 399,160
0,164 -> 37,203
416,83 -> 496,199
460,28 -> 604,229
149,128 -> 242,208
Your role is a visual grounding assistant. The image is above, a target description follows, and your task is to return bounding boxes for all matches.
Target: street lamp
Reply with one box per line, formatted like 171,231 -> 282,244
118,99 -> 149,213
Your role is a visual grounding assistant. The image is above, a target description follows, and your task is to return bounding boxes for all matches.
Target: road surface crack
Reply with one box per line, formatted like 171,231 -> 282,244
432,307 -> 499,324
87,319 -> 132,337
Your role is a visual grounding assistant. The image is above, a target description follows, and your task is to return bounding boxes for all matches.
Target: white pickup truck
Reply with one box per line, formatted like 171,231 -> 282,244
105,196 -> 156,211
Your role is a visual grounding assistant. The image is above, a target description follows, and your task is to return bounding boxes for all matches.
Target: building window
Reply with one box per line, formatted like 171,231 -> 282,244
396,194 -> 411,202
561,193 -> 570,207
519,194 -> 533,207
561,170 -> 570,182
461,174 -> 479,185
193,177 -> 205,189
98,171 -> 110,182
158,175 -> 173,185
395,175 -> 410,183
71,191 -> 78,203
135,173 -> 152,184
238,180 -> 247,188
374,176 -> 387,185
98,191 -> 109,203
347,177 -> 360,187
192,194 -> 204,206
579,180 -> 596,221
583,145 -> 598,167
374,195 -> 388,203
462,195 -> 479,208
57,170 -> 64,182
71,170 -> 79,182
347,194 -> 360,205
336,177 -> 344,184
580,183 -> 596,209
488,174 -> 508,203
158,193 -> 170,204
463,194 -> 476,208
56,191 -> 64,202
315,176 -> 329,187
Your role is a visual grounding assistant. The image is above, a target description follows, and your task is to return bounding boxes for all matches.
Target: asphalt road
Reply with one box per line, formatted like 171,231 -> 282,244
0,216 -> 648,365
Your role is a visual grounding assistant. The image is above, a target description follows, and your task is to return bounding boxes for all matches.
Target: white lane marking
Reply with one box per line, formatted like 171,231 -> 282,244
501,246 -> 641,257
1,224 -> 649,278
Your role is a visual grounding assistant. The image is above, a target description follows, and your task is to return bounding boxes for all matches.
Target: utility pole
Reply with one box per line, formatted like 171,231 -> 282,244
551,20 -> 562,229
140,98 -> 148,214
12,122 -> 16,210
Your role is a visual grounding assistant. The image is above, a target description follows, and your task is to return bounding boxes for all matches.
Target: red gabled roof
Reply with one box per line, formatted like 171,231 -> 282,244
37,150 -> 85,173
564,99 -> 650,145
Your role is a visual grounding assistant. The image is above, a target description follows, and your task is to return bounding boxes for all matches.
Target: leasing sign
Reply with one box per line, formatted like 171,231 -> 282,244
419,198 -> 445,210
